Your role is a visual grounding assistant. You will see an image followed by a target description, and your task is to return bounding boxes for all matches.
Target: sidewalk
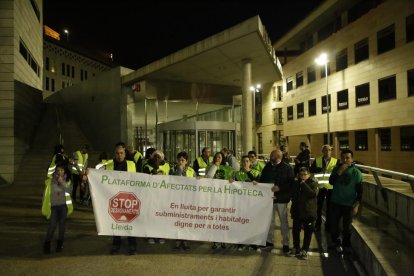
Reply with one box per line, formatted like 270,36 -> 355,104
0,182 -> 358,276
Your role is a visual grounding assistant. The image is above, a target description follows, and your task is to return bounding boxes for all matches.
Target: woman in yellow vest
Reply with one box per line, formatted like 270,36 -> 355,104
42,163 -> 73,254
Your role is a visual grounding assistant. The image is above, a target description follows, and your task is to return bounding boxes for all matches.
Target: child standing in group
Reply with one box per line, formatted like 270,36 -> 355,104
42,163 -> 73,254
288,167 -> 318,259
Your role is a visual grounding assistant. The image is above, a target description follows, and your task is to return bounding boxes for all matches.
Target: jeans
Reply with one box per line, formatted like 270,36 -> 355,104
266,203 -> 290,246
45,205 -> 67,242
316,188 -> 332,229
112,236 -> 136,249
330,202 -> 353,247
292,217 -> 314,251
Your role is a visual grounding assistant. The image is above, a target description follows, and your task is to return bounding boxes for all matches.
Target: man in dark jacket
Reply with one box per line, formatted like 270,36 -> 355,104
260,149 -> 295,254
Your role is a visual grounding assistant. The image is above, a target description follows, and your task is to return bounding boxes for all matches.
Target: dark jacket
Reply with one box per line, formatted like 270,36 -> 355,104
290,178 -> 319,220
260,161 -> 295,203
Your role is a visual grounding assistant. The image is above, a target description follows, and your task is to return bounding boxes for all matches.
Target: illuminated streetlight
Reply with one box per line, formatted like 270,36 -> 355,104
63,29 -> 69,42
315,53 -> 330,145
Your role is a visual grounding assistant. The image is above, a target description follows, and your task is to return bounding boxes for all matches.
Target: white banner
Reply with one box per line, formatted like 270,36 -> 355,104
88,169 -> 273,245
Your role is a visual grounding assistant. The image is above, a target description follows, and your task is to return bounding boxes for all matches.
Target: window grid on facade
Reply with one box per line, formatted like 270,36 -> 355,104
257,133 -> 263,154
297,103 -> 304,119
401,126 -> 414,151
62,63 -> 65,75
354,38 -> 369,64
80,69 -> 84,81
296,72 -> 303,88
307,66 -> 316,83
51,79 -> 55,92
355,130 -> 368,151
287,106 -> 294,121
336,49 -> 348,72
72,66 -> 75,78
337,89 -> 349,111
355,83 -> 370,106
273,108 -> 283,125
408,69 -> 414,97
378,75 -> 396,102
407,14 -> 414,43
308,99 -> 316,117
321,95 -> 331,114
286,77 -> 293,92
45,77 -> 49,91
19,39 -> 40,77
377,24 -> 395,54
379,128 -> 391,151
338,132 -> 349,150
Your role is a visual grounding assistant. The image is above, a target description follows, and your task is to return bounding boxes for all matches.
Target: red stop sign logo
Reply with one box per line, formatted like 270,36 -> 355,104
108,192 -> 141,223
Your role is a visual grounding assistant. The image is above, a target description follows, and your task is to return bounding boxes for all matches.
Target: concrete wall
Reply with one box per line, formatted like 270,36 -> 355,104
47,67 -> 126,154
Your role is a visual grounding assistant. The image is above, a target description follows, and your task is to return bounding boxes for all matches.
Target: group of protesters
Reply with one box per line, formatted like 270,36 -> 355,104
42,142 -> 362,259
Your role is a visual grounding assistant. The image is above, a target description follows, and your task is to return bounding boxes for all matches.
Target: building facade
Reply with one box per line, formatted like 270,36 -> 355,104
260,0 -> 414,174
0,0 -> 44,185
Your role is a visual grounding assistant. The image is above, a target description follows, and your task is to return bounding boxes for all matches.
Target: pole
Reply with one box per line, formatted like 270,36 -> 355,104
325,63 -> 330,145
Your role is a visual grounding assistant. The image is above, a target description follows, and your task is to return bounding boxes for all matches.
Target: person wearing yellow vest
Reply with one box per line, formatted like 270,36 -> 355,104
71,145 -> 89,203
107,142 -> 137,255
143,149 -> 169,245
248,150 -> 265,176
193,147 -> 213,177
47,144 -> 70,178
126,145 -> 143,172
309,144 -> 338,232
42,163 -> 73,254
170,151 -> 196,251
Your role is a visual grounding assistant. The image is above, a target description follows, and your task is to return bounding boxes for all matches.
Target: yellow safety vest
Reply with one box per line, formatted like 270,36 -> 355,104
41,178 -> 73,219
106,160 -> 136,172
313,156 -> 337,189
47,154 -> 57,178
71,151 -> 88,175
196,156 -> 213,176
133,151 -> 143,163
144,162 -> 170,175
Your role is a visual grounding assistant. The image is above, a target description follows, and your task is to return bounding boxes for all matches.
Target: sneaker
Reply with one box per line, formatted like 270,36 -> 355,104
211,243 -> 218,250
182,241 -> 190,251
288,249 -> 301,257
336,245 -> 343,254
283,245 -> 290,255
148,238 -> 155,245
158,239 -> 165,244
299,250 -> 308,260
237,245 -> 244,251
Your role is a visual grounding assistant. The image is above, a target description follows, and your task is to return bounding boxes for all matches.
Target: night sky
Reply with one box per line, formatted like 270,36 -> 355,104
43,0 -> 325,69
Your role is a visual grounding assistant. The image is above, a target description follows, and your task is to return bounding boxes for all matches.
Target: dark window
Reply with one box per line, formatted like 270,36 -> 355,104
355,130 -> 368,151
378,75 -> 396,102
297,103 -> 304,119
19,39 -> 39,76
287,106 -> 294,121
273,108 -> 283,124
338,132 -> 349,150
286,77 -> 293,92
407,14 -> 414,43
336,49 -> 348,72
408,69 -> 414,97
19,41 -> 28,59
335,15 -> 342,32
354,38 -> 369,64
29,0 -> 40,21
401,126 -> 414,151
356,83 -> 370,106
308,99 -> 316,117
62,63 -> 65,75
377,24 -> 395,54
320,63 -> 330,78
379,128 -> 391,151
80,69 -> 83,80
72,66 -> 75,78
348,0 -> 376,23
318,22 -> 334,42
321,94 -> 331,114
296,72 -> 303,88
257,133 -> 263,154
62,81 -> 65,89
45,77 -> 49,91
307,66 -> 316,83
337,89 -> 349,110
276,86 -> 282,101
66,64 -> 70,76
255,90 -> 262,124
51,79 -> 55,92
45,57 -> 50,71
85,70 -> 88,80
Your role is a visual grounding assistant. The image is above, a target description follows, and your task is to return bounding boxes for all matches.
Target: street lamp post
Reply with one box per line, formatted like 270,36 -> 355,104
63,29 -> 69,42
315,53 -> 330,145
250,84 -> 261,151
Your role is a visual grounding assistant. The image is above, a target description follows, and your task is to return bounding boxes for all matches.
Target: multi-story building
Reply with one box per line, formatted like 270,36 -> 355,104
43,26 -> 113,98
258,0 -> 414,174
0,0 -> 44,185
